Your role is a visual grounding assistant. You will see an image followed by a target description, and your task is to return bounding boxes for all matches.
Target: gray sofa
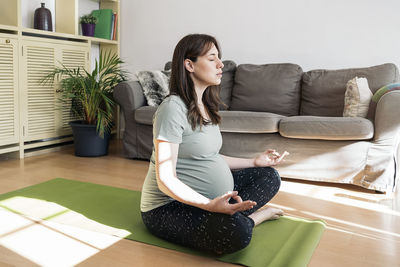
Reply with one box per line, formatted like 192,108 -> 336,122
114,62 -> 400,193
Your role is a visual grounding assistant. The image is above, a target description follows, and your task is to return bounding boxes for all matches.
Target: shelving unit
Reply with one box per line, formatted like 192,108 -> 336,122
0,0 -> 120,158
0,0 -> 19,27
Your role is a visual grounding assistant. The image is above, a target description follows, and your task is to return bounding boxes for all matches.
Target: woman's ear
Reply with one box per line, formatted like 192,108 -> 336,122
184,59 -> 194,73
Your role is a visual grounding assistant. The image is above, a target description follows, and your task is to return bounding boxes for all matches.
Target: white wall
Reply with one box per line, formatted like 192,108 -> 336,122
121,0 -> 400,74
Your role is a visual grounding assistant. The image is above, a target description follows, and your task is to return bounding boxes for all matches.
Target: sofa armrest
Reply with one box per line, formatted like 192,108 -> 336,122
374,90 -> 400,141
113,81 -> 146,112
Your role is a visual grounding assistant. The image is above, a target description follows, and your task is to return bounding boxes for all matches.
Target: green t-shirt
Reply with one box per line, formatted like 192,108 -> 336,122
140,95 -> 234,212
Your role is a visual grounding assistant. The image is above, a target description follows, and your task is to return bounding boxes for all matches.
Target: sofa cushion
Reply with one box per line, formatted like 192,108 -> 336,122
164,60 -> 236,109
135,106 -> 157,125
300,63 -> 399,117
279,116 -> 374,140
219,61 -> 236,110
219,111 -> 284,133
230,63 -> 303,116
136,70 -> 170,106
343,77 -> 372,118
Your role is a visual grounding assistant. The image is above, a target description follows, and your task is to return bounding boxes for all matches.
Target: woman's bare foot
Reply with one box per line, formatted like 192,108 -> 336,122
248,207 -> 284,226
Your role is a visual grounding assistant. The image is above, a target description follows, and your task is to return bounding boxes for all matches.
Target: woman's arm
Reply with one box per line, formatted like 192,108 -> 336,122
155,139 -> 256,215
155,139 -> 210,207
219,154 -> 256,169
221,149 -> 289,170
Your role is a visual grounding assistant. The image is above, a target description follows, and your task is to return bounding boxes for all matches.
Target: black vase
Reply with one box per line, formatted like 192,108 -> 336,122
34,3 -> 53,31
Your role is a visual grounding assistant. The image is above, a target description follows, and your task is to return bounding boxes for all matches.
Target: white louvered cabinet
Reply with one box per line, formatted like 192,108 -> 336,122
0,0 -> 120,158
59,47 -> 88,134
20,39 -> 89,143
20,41 -> 56,141
0,36 -> 19,148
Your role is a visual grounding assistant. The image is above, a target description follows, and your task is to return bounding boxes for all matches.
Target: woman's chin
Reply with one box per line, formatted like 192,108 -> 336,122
214,78 -> 222,85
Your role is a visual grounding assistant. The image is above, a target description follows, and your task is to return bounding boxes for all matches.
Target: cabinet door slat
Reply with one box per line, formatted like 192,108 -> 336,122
25,45 -> 56,137
0,37 -> 18,146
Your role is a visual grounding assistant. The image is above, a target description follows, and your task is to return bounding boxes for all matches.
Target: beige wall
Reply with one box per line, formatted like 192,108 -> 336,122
120,0 -> 400,74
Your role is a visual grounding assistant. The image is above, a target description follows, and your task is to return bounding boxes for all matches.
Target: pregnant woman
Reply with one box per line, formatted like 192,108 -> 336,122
140,33 -> 288,254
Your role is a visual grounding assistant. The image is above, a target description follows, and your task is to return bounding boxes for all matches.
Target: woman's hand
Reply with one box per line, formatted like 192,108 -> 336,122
204,191 -> 256,215
254,149 -> 289,167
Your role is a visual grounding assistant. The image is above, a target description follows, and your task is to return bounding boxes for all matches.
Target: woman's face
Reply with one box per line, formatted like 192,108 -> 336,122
186,44 -> 224,88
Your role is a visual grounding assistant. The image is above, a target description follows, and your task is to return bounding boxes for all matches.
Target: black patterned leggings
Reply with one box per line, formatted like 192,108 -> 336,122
141,167 -> 281,254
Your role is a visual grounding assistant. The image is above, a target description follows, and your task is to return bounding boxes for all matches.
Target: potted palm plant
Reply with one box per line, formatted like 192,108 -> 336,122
42,51 -> 128,156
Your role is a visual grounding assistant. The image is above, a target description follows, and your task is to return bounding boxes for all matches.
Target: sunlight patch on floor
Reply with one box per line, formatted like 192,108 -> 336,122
0,209 -> 32,237
280,180 -> 399,217
1,196 -> 68,219
0,196 -> 133,266
268,202 -> 400,243
0,208 -> 123,266
302,210 -> 400,239
0,196 -> 131,237
325,223 -> 397,243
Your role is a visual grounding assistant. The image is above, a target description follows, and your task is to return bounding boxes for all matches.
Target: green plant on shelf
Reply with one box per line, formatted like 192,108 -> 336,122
80,14 -> 98,24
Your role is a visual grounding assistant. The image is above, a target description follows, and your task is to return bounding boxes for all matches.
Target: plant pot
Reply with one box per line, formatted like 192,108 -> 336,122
81,23 -> 96,37
70,121 -> 110,157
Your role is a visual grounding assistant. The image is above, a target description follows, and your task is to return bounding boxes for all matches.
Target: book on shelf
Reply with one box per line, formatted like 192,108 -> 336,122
110,13 -> 114,40
91,9 -> 113,40
112,12 -> 117,40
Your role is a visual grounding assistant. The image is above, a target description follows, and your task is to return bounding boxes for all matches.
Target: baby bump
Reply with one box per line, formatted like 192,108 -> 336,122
176,155 -> 234,200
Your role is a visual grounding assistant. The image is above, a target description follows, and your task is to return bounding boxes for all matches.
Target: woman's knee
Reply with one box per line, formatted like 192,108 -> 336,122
220,216 -> 253,253
271,167 -> 281,188
259,167 -> 281,188
231,231 -> 252,252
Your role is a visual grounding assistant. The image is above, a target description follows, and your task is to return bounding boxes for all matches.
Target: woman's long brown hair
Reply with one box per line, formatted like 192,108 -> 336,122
169,34 -> 223,130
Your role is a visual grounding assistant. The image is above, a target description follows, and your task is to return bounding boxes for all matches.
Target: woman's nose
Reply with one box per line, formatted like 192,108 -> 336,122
218,59 -> 224,69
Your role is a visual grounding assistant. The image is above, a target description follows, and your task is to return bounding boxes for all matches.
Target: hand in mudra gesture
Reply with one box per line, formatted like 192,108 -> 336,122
205,191 -> 256,215
254,149 -> 289,167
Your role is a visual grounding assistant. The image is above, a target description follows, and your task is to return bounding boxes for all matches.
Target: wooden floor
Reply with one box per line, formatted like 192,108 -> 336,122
0,140 -> 399,267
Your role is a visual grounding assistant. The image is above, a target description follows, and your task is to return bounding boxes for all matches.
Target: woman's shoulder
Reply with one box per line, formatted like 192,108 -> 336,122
160,95 -> 187,111
154,95 -> 189,127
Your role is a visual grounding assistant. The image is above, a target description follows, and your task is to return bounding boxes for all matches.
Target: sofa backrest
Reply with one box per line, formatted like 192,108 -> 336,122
300,63 -> 399,117
230,63 -> 303,116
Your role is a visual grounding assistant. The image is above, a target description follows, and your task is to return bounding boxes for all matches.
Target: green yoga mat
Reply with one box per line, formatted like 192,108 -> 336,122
0,178 -> 325,267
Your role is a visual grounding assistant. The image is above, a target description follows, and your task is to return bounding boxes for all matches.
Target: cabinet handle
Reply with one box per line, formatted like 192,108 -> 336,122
5,39 -> 10,44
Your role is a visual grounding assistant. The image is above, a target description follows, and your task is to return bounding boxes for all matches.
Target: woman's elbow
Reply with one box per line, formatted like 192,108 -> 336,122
156,174 -> 170,195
